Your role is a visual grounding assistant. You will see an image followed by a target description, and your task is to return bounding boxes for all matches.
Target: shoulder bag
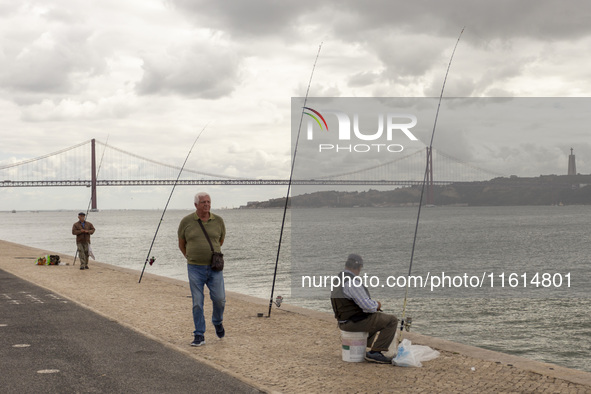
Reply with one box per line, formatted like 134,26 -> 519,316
197,219 -> 224,271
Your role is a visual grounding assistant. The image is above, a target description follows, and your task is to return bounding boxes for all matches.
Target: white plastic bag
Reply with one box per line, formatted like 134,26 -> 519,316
392,339 -> 440,367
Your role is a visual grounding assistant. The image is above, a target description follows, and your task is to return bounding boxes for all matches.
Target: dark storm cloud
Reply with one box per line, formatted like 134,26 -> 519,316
329,1 -> 591,88
168,0 -> 317,37
170,0 -> 591,41
330,0 -> 591,41
168,0 -> 591,97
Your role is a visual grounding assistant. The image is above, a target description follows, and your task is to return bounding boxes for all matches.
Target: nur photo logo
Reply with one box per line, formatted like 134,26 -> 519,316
303,106 -> 420,153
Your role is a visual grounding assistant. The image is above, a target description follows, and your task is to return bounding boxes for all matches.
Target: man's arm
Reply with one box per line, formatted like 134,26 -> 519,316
343,283 -> 380,313
219,219 -> 226,247
72,223 -> 82,235
178,238 -> 187,257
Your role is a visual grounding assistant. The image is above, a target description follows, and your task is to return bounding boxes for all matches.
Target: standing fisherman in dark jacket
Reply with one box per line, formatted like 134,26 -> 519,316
331,254 -> 398,364
72,212 -> 95,270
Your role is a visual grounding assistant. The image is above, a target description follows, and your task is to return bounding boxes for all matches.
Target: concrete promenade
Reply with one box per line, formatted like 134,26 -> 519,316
0,268 -> 260,393
1,240 -> 590,393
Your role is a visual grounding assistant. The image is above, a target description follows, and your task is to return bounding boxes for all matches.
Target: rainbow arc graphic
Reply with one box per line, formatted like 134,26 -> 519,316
303,107 -> 329,131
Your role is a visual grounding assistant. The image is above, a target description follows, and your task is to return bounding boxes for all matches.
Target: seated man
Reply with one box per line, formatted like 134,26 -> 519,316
330,254 -> 399,364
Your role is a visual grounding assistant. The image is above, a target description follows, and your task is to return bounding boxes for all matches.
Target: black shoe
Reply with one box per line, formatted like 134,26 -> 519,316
190,335 -> 205,347
80,267 -> 84,270
214,323 -> 225,338
84,266 -> 89,269
365,351 -> 392,364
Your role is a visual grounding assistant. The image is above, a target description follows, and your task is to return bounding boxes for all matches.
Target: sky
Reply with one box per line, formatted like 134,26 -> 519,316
2,0 -> 591,210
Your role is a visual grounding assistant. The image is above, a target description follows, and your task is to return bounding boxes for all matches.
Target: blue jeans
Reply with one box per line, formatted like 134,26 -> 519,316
187,264 -> 225,336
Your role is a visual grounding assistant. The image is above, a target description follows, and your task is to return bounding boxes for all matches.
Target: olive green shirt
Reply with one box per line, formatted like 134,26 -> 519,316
178,212 -> 226,266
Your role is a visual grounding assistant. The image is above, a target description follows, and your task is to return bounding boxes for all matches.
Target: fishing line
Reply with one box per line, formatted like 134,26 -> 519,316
399,28 -> 465,339
73,135 -> 109,266
138,124 -> 209,283
266,43 -> 323,318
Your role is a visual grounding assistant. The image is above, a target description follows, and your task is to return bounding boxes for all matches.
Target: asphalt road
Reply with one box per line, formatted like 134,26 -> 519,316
0,268 -> 261,393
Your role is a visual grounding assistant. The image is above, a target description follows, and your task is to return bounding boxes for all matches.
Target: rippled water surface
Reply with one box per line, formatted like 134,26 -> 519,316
1,206 -> 589,372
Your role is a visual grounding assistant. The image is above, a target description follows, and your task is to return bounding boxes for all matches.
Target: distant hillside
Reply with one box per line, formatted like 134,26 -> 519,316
240,174 -> 591,208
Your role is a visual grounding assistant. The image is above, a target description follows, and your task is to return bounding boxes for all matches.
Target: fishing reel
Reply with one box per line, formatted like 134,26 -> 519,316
400,317 -> 413,333
148,256 -> 156,266
274,295 -> 284,308
404,317 -> 412,332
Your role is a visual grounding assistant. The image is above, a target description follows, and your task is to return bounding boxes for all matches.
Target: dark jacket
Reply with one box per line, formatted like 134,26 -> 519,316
330,271 -> 370,322
72,221 -> 95,244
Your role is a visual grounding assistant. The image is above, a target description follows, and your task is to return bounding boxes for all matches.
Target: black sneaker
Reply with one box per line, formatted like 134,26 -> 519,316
190,335 -> 205,347
80,267 -> 84,270
365,351 -> 392,364
214,323 -> 225,338
84,266 -> 89,269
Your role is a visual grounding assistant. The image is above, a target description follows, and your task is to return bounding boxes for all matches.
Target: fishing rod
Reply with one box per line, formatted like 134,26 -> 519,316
265,43 -> 323,318
73,136 -> 109,266
398,28 -> 465,340
138,125 -> 209,283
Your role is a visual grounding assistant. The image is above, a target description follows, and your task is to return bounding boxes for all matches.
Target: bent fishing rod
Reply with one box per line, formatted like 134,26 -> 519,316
398,28 -> 465,339
73,136 -> 109,266
138,125 -> 209,283
266,43 -> 323,318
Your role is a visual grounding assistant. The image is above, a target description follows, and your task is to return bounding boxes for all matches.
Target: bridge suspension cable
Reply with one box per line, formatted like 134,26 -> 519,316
95,140 -> 244,180
0,138 -> 504,185
0,140 -> 90,170
315,147 -> 504,183
434,149 -> 504,179
316,149 -> 425,180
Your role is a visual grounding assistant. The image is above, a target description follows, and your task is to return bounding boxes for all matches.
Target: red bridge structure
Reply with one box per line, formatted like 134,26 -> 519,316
0,139 -> 502,210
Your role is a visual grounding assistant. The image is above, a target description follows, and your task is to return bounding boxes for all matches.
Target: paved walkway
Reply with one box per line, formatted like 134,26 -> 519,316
1,240 -> 591,393
0,269 -> 260,394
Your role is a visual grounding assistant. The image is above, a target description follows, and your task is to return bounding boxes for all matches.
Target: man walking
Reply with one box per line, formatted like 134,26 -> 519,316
178,192 -> 226,347
72,212 -> 95,270
331,254 -> 398,363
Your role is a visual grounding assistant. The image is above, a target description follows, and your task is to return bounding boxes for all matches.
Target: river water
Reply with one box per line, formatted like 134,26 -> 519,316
1,206 -> 589,372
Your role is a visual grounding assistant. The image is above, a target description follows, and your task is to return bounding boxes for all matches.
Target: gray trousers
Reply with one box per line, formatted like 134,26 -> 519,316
77,243 -> 89,267
339,312 -> 398,352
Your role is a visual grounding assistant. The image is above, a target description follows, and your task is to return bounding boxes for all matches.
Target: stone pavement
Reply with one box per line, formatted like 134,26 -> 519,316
1,239 -> 591,393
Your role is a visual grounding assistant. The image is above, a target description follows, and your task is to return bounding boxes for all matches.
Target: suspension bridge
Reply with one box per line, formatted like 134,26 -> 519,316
0,139 -> 503,209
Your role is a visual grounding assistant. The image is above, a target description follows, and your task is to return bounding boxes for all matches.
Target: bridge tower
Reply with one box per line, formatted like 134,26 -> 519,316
91,139 -> 97,211
426,147 -> 434,205
568,147 -> 577,176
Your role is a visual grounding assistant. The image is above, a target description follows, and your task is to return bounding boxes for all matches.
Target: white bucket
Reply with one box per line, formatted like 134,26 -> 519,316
340,330 -> 368,362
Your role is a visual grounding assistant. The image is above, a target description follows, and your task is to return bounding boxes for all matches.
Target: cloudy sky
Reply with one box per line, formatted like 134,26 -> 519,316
1,0 -> 591,210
